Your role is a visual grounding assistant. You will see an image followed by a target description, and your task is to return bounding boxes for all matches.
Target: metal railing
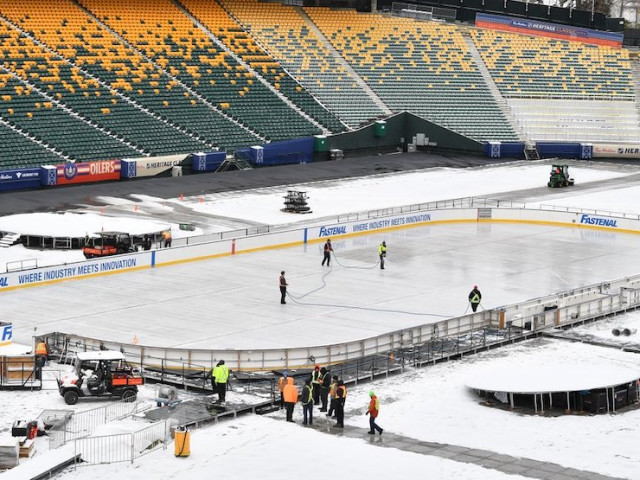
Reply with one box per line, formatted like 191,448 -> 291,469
6,258 -> 37,272
72,420 -> 168,466
31,198 -> 640,375
391,2 -> 456,21
49,400 -> 148,449
539,204 -> 640,220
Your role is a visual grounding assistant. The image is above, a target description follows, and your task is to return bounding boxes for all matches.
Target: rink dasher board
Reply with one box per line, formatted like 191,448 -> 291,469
42,279 -> 640,373
40,271 -> 640,373
0,205 -> 637,293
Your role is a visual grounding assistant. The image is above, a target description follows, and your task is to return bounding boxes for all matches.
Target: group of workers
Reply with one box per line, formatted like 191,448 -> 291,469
277,365 -> 383,435
321,238 -> 387,270
280,238 -> 483,312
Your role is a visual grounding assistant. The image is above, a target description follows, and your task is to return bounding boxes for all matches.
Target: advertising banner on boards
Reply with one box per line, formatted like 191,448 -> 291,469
121,154 -> 187,178
592,144 -> 640,158
55,160 -> 121,185
0,168 -> 41,191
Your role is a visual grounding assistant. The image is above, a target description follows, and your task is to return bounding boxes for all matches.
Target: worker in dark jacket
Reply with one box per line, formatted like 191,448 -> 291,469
468,285 -> 482,313
321,239 -> 333,266
279,271 -> 288,304
334,380 -> 347,428
301,379 -> 314,425
365,390 -> 383,435
311,365 -> 322,405
319,367 -> 330,412
327,375 -> 339,418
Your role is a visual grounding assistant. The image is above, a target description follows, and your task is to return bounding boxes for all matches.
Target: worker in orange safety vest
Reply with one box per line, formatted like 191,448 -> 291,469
283,377 -> 299,423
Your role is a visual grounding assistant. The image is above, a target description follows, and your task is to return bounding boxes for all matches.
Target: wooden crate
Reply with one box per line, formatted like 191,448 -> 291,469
1,355 -> 36,383
19,438 -> 35,458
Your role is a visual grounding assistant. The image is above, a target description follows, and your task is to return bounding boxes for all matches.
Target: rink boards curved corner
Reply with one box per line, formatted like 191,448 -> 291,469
5,197 -> 640,372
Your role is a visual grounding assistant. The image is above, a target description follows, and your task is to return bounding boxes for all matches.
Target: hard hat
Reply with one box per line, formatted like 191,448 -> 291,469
369,390 -> 375,397
314,365 -> 320,370
473,285 -> 478,289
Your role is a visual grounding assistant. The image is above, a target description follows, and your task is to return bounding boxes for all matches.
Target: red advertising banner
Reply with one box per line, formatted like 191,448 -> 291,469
56,160 -> 121,185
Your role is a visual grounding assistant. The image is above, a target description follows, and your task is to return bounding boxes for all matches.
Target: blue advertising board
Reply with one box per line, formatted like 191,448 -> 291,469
0,168 -> 41,191
247,137 -> 314,166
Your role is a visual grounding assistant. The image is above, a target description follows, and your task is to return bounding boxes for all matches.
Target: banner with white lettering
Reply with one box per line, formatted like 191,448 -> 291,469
122,155 -> 187,178
56,160 -> 121,185
0,254 -> 148,290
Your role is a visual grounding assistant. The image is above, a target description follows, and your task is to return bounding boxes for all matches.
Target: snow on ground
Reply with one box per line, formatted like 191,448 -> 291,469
0,214 -> 203,273
2,162 -> 640,478
3,337 -> 640,479
186,164 -> 629,225
340,338 -> 640,479
0,163 -> 633,275
0,213 -> 170,237
58,414 -> 529,480
562,310 -> 640,347
527,184 -> 640,217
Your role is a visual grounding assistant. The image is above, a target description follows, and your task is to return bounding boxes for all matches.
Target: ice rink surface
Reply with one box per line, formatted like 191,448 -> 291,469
4,159 -> 640,351
6,220 -> 640,349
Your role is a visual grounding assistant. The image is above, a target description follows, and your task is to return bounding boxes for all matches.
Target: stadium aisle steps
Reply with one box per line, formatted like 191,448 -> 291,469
80,0 -> 321,142
178,0 -> 346,134
219,0 -> 386,129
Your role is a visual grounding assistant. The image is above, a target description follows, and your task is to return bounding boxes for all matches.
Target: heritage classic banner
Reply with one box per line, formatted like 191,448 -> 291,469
475,13 -> 623,47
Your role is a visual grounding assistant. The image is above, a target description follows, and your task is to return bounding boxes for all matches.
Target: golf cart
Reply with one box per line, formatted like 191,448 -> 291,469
57,350 -> 143,405
547,165 -> 575,188
82,231 -> 134,259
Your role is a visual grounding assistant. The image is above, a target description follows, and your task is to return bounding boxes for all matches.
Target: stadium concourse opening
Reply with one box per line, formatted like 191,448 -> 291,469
466,365 -> 640,415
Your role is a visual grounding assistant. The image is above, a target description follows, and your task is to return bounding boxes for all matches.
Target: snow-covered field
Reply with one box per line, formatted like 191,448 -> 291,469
2,160 -> 640,479
4,338 -> 640,479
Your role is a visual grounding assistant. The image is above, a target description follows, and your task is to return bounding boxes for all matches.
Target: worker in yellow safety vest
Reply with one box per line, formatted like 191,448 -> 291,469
327,375 -> 339,418
468,285 -> 482,313
378,241 -> 387,269
211,360 -> 230,403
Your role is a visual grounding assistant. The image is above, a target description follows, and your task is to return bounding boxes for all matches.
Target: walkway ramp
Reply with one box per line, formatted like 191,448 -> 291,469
1,444 -> 79,480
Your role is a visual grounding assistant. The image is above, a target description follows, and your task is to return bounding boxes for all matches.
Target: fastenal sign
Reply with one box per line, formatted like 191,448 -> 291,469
0,322 -> 12,346
579,214 -> 618,228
